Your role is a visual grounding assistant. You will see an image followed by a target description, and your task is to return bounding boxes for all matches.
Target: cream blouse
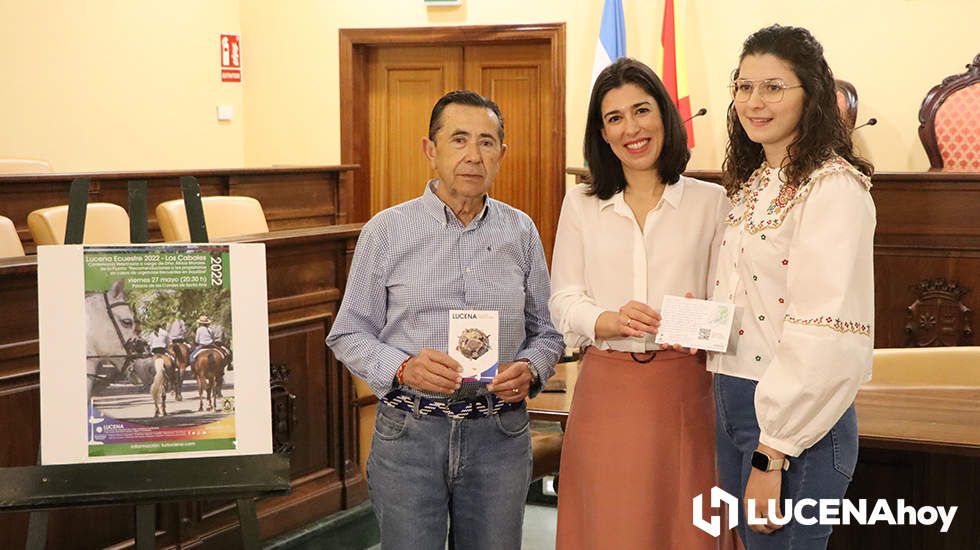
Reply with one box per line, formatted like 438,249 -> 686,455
550,176 -> 728,352
707,157 -> 876,456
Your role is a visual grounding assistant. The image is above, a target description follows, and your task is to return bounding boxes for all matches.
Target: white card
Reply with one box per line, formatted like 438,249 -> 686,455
654,295 -> 736,353
448,310 -> 499,382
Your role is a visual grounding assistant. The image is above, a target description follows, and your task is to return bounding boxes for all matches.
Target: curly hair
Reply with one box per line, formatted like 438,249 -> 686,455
584,58 -> 690,199
721,25 -> 873,195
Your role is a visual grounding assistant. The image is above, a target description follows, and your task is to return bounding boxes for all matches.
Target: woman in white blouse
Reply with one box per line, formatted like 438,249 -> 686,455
709,25 -> 875,548
550,58 -> 729,549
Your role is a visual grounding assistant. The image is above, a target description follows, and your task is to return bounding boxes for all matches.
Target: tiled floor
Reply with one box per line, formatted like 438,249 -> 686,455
521,504 -> 558,550
364,504 -> 556,550
269,497 -> 558,549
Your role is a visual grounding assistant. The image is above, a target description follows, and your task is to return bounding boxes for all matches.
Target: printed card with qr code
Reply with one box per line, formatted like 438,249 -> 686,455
448,310 -> 499,382
654,295 -> 736,353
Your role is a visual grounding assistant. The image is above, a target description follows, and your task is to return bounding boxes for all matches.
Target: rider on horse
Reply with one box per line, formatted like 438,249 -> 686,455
168,317 -> 187,344
190,315 -> 232,365
147,324 -> 172,356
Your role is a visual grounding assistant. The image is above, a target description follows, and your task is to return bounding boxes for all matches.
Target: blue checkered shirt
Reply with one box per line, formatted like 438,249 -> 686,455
326,180 -> 563,400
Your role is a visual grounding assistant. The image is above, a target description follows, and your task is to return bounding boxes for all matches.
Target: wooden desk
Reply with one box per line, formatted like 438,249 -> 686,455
530,362 -> 980,454
856,385 -> 980,456
527,361 -> 577,425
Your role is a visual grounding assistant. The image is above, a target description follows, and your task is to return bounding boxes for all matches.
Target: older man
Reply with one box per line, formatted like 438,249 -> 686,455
327,90 -> 563,550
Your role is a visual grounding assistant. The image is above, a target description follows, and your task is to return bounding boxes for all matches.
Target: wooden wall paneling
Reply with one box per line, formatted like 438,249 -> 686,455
831,449 -> 979,550
229,173 -> 340,230
829,448 -> 927,549
0,261 -> 39,380
0,224 -> 365,548
871,177 -> 980,347
873,251 -> 979,348
335,236 -> 368,503
0,166 -> 355,252
871,179 -> 980,249
922,454 -> 979,549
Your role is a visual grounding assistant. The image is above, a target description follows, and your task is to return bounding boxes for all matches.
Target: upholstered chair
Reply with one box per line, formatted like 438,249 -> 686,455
156,196 -> 269,242
27,203 -> 130,245
919,53 -> 980,171
0,215 -> 26,258
835,79 -> 859,128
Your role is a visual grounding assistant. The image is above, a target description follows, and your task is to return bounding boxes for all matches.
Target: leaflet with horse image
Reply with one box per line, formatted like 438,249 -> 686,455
448,310 -> 499,382
38,244 -> 272,464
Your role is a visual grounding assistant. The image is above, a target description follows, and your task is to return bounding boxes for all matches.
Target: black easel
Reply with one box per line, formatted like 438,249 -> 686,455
1,177 -> 289,549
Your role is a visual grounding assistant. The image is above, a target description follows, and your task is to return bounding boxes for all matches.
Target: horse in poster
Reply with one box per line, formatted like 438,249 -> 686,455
85,279 -> 141,395
191,347 -> 228,412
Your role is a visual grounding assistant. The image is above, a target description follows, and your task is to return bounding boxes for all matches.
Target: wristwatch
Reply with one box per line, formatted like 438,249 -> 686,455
517,358 -> 540,388
751,450 -> 790,472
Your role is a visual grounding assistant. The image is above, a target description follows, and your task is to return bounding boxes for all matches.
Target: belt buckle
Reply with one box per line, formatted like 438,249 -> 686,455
447,386 -> 481,406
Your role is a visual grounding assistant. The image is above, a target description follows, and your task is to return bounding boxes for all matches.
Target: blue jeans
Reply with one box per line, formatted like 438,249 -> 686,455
366,398 -> 532,550
714,374 -> 858,550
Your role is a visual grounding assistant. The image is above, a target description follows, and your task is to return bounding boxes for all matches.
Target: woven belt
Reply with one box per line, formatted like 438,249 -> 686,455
380,390 -> 520,420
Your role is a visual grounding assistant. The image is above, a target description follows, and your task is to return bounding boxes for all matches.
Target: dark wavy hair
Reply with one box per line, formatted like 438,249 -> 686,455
429,90 -> 504,142
721,25 -> 872,195
584,58 -> 690,200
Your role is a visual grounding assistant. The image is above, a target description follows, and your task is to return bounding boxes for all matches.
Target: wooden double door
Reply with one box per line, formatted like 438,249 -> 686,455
363,40 -> 560,259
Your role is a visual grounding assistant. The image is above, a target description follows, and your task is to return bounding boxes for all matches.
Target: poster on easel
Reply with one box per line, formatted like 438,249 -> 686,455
38,243 -> 272,464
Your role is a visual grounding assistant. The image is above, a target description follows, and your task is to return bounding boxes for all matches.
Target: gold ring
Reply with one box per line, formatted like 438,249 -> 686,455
626,318 -> 633,328
512,387 -> 519,394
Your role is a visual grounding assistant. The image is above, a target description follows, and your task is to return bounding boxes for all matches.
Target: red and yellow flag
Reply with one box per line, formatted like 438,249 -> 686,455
661,0 -> 694,148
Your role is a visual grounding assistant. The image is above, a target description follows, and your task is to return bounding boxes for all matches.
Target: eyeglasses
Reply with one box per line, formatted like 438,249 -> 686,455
730,78 -> 803,103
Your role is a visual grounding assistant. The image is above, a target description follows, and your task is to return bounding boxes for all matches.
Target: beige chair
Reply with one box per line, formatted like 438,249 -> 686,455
156,196 -> 269,242
27,203 -> 130,245
0,215 -> 26,258
531,429 -> 563,481
869,346 -> 980,386
0,158 -> 53,174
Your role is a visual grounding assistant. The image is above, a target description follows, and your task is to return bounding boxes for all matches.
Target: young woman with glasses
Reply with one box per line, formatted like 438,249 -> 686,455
550,58 -> 732,549
709,25 -> 875,549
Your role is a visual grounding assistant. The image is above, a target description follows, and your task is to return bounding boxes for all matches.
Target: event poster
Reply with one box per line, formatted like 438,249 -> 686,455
39,244 -> 272,464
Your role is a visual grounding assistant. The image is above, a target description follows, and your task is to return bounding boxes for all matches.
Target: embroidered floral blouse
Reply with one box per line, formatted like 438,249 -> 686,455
707,156 -> 876,456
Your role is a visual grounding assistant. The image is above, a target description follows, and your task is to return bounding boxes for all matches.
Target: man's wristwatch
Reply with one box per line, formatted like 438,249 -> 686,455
517,358 -> 540,388
751,449 -> 790,472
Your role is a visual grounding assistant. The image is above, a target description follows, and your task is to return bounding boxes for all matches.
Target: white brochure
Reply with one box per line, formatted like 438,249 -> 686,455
654,295 -> 736,353
448,310 -> 499,382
